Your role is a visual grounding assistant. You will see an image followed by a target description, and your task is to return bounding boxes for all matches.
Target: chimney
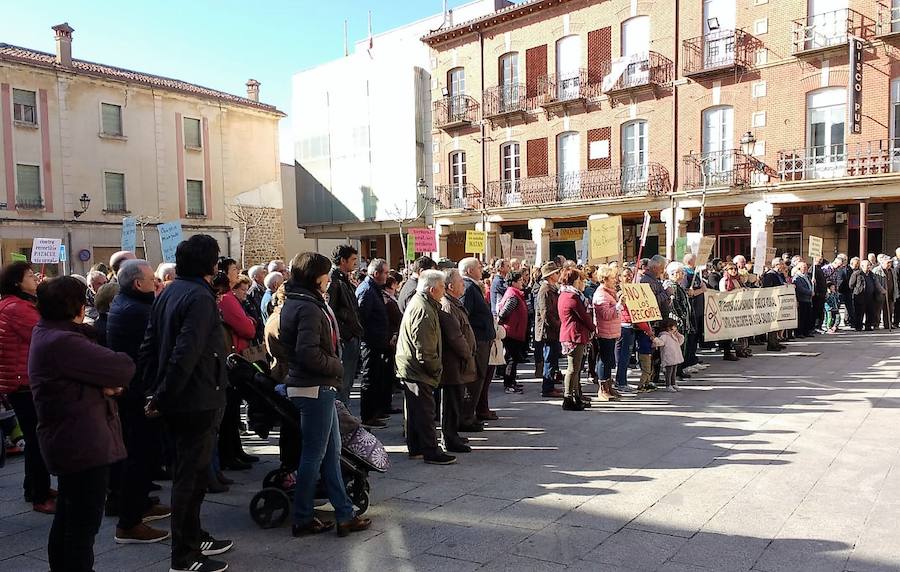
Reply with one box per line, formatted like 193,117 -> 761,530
246,79 -> 260,102
51,23 -> 74,68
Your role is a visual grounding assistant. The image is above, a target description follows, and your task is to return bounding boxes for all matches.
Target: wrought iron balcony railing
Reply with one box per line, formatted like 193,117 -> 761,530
483,84 -> 528,118
877,2 -> 900,36
601,52 -> 673,95
433,183 -> 481,210
683,150 -> 772,189
537,69 -> 597,106
15,197 -> 44,210
433,95 -> 479,130
792,8 -> 875,55
778,139 -> 900,182
683,29 -> 753,77
484,163 -> 670,208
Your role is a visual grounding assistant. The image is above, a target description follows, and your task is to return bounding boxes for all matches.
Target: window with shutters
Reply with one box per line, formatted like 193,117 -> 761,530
104,172 -> 127,212
184,117 -> 202,149
13,89 -> 37,125
100,103 -> 123,136
186,179 -> 205,216
449,151 -> 467,208
15,164 -> 42,209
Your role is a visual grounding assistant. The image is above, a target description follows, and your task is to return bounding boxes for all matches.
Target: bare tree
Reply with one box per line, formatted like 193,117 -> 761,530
227,202 -> 268,268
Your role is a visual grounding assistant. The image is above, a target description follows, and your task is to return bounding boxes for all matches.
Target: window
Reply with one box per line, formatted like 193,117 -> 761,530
184,117 -> 202,148
104,172 -> 126,212
702,106 -> 734,181
622,120 -> 648,187
555,35 -> 582,100
621,17 -> 650,84
100,103 -> 123,136
186,179 -> 205,216
447,68 -> 466,120
804,0 -> 850,50
15,165 -> 41,209
449,151 -> 466,207
13,89 -> 36,124
557,131 -> 581,198
891,79 -> 900,148
501,142 -> 520,181
499,52 -> 520,112
807,87 -> 846,178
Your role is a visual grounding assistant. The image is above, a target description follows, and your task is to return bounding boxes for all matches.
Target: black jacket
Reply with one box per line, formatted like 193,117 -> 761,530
849,269 -> 876,299
761,269 -> 785,289
108,287 -> 154,394
327,267 -> 362,341
138,277 -> 227,414
813,264 -> 827,296
397,276 -> 418,313
356,276 -> 389,349
280,284 -> 343,389
462,276 -> 495,342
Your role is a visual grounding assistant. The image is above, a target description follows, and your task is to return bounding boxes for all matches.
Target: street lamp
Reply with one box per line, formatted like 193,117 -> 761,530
740,131 -> 757,155
73,193 -> 91,219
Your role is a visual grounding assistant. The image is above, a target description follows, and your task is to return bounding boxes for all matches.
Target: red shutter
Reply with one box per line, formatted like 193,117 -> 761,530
588,127 -> 611,170
525,45 -> 547,99
527,138 -> 549,177
587,27 -> 611,85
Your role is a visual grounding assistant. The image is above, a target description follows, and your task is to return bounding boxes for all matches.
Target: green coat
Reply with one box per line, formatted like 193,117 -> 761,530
395,291 -> 443,387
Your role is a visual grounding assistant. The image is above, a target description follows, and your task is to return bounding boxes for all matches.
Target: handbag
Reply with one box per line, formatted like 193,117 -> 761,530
241,343 -> 267,364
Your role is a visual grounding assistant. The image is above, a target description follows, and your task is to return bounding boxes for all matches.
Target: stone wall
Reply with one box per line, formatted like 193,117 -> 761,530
236,206 -> 285,267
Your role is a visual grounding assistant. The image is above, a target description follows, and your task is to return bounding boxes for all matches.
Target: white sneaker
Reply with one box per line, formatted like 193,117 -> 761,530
672,384 -> 680,392
666,386 -> 678,393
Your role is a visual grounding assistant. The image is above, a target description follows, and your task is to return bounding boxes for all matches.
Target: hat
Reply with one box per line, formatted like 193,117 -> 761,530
541,261 -> 560,279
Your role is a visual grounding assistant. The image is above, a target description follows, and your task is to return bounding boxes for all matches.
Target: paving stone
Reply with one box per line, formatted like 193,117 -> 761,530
585,528 -> 687,570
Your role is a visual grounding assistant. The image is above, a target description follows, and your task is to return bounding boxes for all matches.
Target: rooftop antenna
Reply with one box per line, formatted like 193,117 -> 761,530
343,19 -> 349,56
429,0 -> 450,33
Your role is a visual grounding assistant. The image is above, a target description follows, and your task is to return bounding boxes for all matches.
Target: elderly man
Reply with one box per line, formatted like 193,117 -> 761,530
873,255 -> 897,332
398,256 -> 436,313
439,269 -> 477,454
155,263 -> 177,292
459,257 -> 496,428
641,255 -> 672,382
893,247 -> 900,328
246,265 -> 267,315
85,270 -> 108,323
490,258 -> 510,315
107,260 -> 171,544
109,250 -> 137,281
761,258 -> 788,351
260,272 -> 284,324
536,261 -> 564,399
397,270 -> 455,465
356,259 -> 392,428
849,259 -> 878,331
267,259 -> 288,281
328,245 -> 363,409
681,253 -> 706,368
840,257 -> 861,328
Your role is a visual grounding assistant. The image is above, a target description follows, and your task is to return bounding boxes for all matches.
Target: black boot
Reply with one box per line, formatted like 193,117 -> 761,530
561,396 -> 585,411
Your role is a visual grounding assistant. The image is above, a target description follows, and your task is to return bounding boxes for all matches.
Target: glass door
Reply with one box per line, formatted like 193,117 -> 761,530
450,151 -> 467,208
622,120 -> 648,191
448,68 -> 466,121
557,132 -> 581,199
499,53 -> 519,113
807,0 -> 849,50
703,0 -> 736,68
807,88 -> 846,178
622,16 -> 650,86
702,106 -> 734,185
501,142 -> 521,205
555,35 -> 582,100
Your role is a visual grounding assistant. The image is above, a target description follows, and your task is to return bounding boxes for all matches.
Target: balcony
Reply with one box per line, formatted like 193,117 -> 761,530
778,139 -> 900,182
15,197 -> 44,210
484,163 -> 670,208
682,150 -> 772,190
877,2 -> 900,38
683,29 -> 753,78
483,84 -> 528,127
791,8 -> 875,56
433,95 -> 479,131
538,69 -> 597,116
601,52 -> 673,101
434,183 -> 482,211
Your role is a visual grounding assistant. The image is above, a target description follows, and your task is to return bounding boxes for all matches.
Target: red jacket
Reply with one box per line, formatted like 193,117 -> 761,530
219,291 -> 256,353
0,295 -> 40,394
558,288 -> 594,345
497,286 -> 528,341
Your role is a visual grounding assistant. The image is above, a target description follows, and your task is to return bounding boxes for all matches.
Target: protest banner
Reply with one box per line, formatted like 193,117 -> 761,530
696,235 -> 716,263
808,235 -> 823,260
589,216 -> 621,261
158,221 -> 184,263
409,228 -> 436,252
703,284 -> 798,341
31,238 -> 62,264
121,217 -> 137,252
621,283 -> 662,323
499,233 -> 512,259
639,210 -> 651,247
511,239 -> 527,259
465,230 -> 486,254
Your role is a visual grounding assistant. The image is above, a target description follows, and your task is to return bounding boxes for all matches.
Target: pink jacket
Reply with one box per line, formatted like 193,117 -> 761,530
659,330 -> 685,367
219,291 -> 256,353
592,286 -> 621,340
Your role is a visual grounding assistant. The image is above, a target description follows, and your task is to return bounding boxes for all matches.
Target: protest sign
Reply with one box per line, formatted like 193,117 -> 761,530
121,217 -> 137,252
752,232 -> 767,275
522,241 -> 537,264
765,247 -> 777,263
621,283 -> 662,323
696,236 -> 716,263
511,239 -> 526,259
465,230 -> 486,254
580,229 -> 589,263
703,285 -> 798,341
589,216 -> 621,261
406,234 -> 416,261
11,252 -> 27,262
639,211 -> 651,247
410,228 -> 436,252
158,221 -> 184,263
499,233 -> 512,258
686,232 -> 702,257
59,244 -> 67,263
31,238 -> 62,264
675,237 -> 688,262
808,235 -> 823,260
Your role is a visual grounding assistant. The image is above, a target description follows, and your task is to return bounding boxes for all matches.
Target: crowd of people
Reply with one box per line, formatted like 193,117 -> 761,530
1,237 -> 899,572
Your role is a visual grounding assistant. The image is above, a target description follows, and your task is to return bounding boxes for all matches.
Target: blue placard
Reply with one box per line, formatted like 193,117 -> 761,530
59,244 -> 67,262
121,217 -> 137,252
158,221 -> 183,263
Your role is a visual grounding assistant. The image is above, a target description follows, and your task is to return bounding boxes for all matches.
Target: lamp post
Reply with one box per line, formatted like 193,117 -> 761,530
73,193 -> 91,219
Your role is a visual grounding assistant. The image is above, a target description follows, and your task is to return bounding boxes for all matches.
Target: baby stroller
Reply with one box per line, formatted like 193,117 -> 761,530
226,354 -> 389,529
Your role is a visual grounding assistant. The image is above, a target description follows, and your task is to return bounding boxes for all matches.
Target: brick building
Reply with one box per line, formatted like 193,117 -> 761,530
423,0 -> 900,263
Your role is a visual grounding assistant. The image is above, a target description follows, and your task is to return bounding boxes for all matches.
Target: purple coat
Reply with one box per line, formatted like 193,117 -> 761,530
28,320 -> 135,475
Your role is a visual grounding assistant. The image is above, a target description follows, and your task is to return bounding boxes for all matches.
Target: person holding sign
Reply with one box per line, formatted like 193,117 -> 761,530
558,269 -> 594,411
591,265 -> 623,400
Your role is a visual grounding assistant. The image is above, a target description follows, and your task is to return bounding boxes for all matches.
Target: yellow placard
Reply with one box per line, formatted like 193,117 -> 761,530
589,216 -> 621,261
621,283 -> 662,323
465,230 -> 486,254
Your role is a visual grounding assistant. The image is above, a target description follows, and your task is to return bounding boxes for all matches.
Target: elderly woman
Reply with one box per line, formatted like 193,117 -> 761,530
792,261 -> 815,337
497,271 -> 528,394
439,269 -> 477,453
558,268 -> 594,411
664,262 -> 694,381
92,282 -> 119,348
28,276 -> 134,571
280,252 -> 371,536
719,262 -> 742,361
592,264 -> 622,400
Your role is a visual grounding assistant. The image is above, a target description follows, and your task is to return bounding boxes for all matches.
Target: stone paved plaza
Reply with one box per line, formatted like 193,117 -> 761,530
2,330 -> 900,571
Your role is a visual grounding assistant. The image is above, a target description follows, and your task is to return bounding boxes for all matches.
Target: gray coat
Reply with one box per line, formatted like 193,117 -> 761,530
439,295 -> 477,386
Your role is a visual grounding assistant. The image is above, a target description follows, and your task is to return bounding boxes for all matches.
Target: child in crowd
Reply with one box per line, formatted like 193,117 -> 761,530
824,281 -> 841,333
658,318 -> 685,392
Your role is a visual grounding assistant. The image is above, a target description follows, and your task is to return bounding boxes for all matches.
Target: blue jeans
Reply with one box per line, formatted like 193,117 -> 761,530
615,327 -> 636,388
595,338 -> 617,381
338,337 -> 361,412
542,341 -> 561,394
290,388 -> 355,526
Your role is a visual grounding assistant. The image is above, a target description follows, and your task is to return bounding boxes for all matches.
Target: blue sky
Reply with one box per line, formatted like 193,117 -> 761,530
2,0 -> 475,162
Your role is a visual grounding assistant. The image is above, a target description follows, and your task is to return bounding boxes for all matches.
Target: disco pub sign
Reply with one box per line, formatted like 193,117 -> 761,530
849,37 -> 863,134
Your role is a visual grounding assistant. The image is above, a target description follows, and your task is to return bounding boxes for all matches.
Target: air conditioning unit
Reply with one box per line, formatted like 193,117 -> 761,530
835,212 -> 848,224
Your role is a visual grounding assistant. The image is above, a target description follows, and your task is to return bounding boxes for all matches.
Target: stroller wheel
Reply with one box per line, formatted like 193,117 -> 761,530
262,468 -> 292,490
354,490 -> 370,515
346,479 -> 371,514
249,488 -> 290,529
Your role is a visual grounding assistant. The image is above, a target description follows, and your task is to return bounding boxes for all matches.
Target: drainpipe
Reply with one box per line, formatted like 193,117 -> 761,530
478,29 -> 488,260
671,0 -> 680,262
